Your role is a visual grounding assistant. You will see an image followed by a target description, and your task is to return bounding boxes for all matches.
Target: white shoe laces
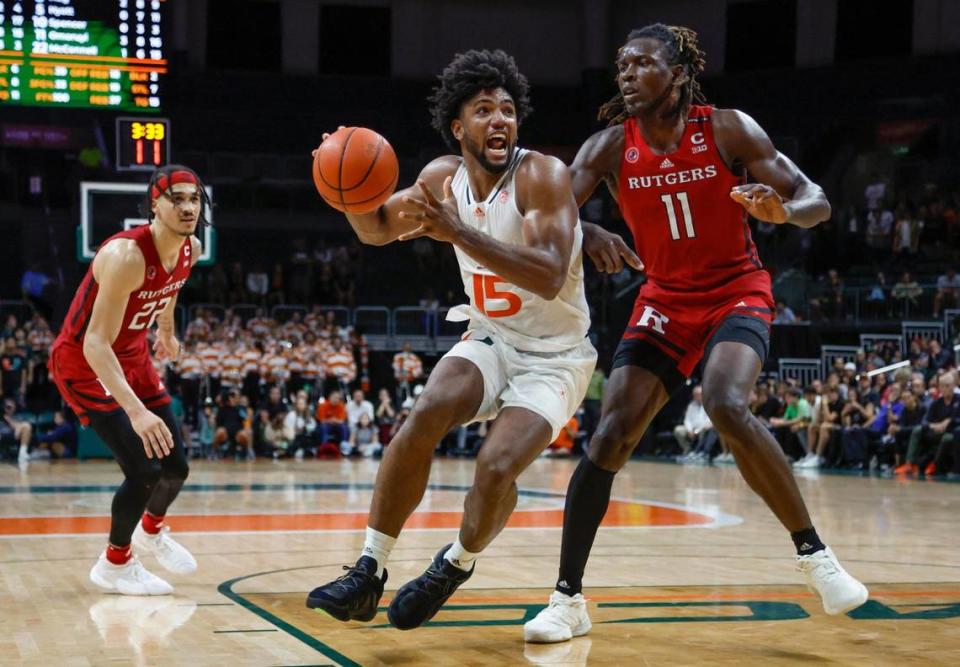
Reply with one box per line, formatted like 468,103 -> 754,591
127,557 -> 155,584
799,551 -> 839,579
540,593 -> 584,625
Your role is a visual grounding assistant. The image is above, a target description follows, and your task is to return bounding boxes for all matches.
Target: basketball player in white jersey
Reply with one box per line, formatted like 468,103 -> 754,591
306,50 -> 597,630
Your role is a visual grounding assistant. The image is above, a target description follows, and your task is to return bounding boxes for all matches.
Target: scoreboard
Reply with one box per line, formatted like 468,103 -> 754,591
0,0 -> 166,111
115,116 -> 168,171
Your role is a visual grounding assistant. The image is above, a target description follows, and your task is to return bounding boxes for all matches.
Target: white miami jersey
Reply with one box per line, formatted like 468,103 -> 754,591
446,148 -> 591,353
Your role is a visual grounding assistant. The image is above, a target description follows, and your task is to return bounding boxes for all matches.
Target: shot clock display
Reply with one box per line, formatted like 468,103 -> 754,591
116,116 -> 168,171
0,0 -> 166,111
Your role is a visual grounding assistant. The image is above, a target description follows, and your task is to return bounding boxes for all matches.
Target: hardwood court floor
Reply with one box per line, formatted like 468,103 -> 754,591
1,457 -> 958,666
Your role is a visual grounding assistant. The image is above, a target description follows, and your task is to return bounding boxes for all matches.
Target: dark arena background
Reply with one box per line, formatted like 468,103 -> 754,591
1,1 -> 959,665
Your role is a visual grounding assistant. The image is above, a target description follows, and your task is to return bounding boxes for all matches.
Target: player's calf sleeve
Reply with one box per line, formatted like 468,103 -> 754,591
109,476 -> 156,546
556,457 -> 616,596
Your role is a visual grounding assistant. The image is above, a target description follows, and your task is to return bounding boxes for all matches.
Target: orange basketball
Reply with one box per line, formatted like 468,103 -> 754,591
312,127 -> 399,214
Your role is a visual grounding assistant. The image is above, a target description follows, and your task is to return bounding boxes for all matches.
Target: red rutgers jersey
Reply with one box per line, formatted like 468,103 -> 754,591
619,105 -> 765,294
51,224 -> 193,422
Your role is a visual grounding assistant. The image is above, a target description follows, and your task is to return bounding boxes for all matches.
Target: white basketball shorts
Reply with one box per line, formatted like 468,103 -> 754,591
442,327 -> 597,441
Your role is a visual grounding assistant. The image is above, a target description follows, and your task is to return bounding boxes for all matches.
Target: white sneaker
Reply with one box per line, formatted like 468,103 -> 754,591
18,446 -> 29,464
524,591 -> 592,643
89,553 -> 173,596
796,547 -> 868,615
133,523 -> 198,575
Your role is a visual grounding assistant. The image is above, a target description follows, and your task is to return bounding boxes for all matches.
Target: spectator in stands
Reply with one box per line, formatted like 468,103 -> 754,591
892,271 -> 923,314
31,410 -> 76,460
1,397 -> 32,463
773,300 -> 797,324
185,308 -> 212,342
865,272 -> 889,319
797,387 -> 844,468
0,314 -> 17,340
933,268 -> 960,318
393,342 -> 424,402
262,412 -> 291,459
892,207 -> 920,264
890,390 -> 923,468
864,174 -> 886,212
199,399 -> 216,459
316,390 -> 349,453
26,316 -> 53,355
215,390 -> 254,460
770,387 -> 811,460
928,339 -> 953,373
349,412 -> 381,458
839,387 -> 875,467
0,337 -> 27,408
673,385 -> 712,461
324,337 -> 357,392
375,388 -> 397,444
246,263 -> 269,306
821,269 -> 845,320
175,343 -> 203,427
865,207 -> 894,258
897,371 -> 958,475
346,389 -> 374,431
750,382 -> 782,427
257,385 -> 287,428
283,395 -> 317,460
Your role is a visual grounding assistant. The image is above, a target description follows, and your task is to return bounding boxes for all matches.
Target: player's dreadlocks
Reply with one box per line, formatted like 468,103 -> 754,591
428,49 -> 533,152
598,23 -> 707,126
140,163 -> 213,227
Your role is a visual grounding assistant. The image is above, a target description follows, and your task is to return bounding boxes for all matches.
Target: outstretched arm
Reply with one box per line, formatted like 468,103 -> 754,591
398,153 -> 577,301
714,109 -> 831,228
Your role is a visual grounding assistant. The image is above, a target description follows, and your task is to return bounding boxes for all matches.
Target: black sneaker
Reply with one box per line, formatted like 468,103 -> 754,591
387,544 -> 473,630
305,555 -> 386,622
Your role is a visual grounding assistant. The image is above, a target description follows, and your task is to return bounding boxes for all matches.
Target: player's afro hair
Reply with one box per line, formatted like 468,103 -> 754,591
428,49 -> 533,152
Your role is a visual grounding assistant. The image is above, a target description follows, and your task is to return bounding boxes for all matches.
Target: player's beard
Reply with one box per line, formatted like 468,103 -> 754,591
462,133 -> 514,175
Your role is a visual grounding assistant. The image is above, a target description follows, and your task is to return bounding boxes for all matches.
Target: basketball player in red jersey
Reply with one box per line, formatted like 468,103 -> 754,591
50,165 -> 208,595
524,25 -> 868,643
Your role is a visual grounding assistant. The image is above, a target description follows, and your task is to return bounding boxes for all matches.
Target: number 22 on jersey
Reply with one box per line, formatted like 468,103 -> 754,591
472,274 -> 521,318
130,297 -> 171,330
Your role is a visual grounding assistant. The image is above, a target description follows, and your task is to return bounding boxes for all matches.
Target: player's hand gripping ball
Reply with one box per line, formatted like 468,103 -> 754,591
312,127 -> 399,214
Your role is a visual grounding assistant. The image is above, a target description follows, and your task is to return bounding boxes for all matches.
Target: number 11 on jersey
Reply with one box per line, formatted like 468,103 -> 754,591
660,192 -> 696,240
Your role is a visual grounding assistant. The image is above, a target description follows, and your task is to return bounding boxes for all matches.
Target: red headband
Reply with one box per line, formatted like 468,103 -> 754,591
151,170 -> 199,200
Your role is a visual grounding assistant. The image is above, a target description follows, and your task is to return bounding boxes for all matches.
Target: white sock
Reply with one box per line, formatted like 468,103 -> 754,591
361,526 -> 396,578
444,539 -> 479,572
